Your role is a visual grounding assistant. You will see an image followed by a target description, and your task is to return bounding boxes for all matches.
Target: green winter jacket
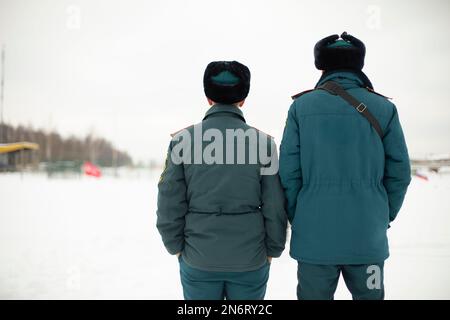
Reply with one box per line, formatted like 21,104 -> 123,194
279,71 -> 411,265
157,104 -> 287,272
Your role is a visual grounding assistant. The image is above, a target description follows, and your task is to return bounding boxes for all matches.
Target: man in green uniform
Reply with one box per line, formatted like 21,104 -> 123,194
157,61 -> 287,300
279,33 -> 411,300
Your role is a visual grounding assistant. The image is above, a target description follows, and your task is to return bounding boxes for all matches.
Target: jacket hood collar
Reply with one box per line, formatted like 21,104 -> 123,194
203,104 -> 246,122
315,70 -> 374,90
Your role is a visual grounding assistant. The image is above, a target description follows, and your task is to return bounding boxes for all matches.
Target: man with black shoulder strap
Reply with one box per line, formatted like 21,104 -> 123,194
279,32 -> 411,300
157,61 -> 287,300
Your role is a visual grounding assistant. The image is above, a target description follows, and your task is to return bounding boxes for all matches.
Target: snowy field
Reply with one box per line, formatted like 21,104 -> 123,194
0,170 -> 449,300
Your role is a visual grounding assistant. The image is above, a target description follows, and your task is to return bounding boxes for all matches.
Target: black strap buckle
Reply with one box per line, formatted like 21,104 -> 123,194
356,103 -> 367,113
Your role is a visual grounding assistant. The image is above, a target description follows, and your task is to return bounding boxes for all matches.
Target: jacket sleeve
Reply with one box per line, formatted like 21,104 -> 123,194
279,103 -> 302,223
382,105 -> 411,223
156,142 -> 188,254
260,139 -> 287,258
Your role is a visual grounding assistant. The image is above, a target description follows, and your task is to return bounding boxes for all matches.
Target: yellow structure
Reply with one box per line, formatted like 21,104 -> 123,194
0,142 -> 39,154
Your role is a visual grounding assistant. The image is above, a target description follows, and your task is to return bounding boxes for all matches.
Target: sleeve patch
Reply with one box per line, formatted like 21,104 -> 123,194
158,151 -> 169,184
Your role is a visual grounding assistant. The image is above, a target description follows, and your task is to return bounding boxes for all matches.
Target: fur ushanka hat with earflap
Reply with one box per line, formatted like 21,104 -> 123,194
314,32 -> 366,71
203,61 -> 251,104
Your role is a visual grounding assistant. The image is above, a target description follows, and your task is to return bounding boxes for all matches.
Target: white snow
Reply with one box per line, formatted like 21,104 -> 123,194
0,171 -> 449,299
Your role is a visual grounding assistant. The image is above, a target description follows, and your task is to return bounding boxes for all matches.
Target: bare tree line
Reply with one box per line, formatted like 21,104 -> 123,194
0,123 -> 133,167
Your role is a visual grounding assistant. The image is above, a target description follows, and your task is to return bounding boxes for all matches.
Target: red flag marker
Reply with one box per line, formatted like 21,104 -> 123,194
415,172 -> 428,181
83,161 -> 102,178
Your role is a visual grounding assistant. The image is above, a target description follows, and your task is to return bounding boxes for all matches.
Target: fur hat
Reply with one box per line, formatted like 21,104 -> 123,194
314,32 -> 366,71
203,61 -> 251,104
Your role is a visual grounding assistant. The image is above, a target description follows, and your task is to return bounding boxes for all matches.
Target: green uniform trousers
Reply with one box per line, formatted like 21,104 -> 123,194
297,261 -> 385,300
179,256 -> 270,300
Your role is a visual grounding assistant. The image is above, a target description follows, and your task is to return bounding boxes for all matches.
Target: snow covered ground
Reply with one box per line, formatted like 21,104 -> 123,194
0,170 -> 449,299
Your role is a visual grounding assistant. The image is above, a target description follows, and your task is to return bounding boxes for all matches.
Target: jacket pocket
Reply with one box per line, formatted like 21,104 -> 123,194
291,188 -> 307,230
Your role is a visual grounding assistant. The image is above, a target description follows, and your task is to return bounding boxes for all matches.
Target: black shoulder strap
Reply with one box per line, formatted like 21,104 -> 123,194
318,81 -> 384,139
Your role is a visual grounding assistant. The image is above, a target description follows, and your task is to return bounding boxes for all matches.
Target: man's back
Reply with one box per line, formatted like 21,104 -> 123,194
280,71 -> 411,265
184,105 -> 263,216
158,104 -> 287,272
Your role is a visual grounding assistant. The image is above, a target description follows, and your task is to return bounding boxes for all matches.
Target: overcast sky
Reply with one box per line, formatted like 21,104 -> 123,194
0,0 -> 449,162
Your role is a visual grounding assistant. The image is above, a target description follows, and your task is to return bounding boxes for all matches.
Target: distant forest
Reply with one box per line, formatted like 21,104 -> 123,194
0,123 -> 132,167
